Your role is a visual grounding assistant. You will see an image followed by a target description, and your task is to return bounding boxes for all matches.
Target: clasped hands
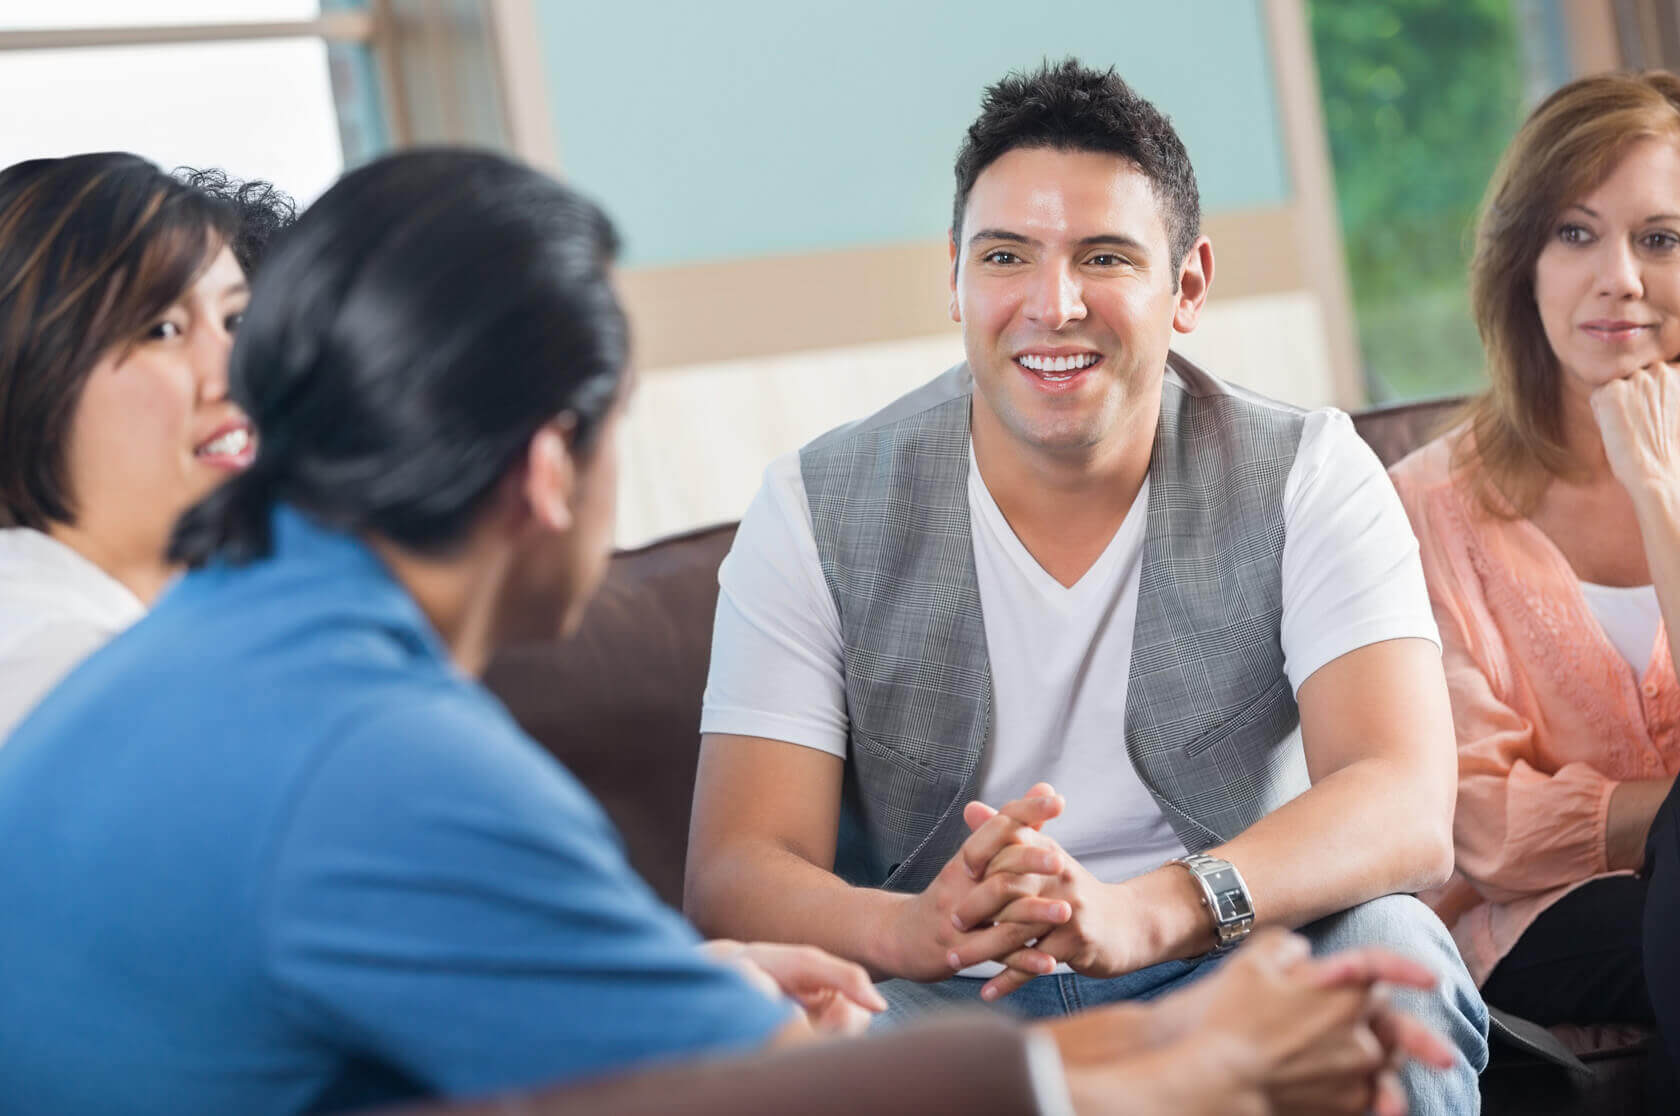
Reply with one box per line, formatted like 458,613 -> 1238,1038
890,782 -> 1455,1113
888,781 -> 1147,1000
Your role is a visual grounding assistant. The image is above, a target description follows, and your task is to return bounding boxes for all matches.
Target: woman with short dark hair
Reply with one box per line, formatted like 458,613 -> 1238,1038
0,152 -> 294,737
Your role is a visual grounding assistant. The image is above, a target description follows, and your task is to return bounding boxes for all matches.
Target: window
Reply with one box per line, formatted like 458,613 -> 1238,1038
0,1 -> 388,204
1308,0 -> 1576,402
1,1 -> 323,28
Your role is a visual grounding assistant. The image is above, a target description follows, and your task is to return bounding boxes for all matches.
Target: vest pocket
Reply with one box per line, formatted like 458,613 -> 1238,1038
1182,675 -> 1294,757
849,729 -> 951,874
850,727 -> 941,778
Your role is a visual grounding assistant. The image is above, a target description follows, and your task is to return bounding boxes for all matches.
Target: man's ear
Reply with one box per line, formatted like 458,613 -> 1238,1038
1173,235 -> 1215,334
948,228 -> 961,323
522,419 -> 577,534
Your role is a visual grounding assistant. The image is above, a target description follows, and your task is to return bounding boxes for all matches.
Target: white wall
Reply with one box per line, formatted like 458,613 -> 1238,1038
616,290 -> 1334,546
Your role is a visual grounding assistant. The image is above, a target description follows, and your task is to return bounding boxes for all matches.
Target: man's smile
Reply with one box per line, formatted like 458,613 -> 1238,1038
1014,349 -> 1104,389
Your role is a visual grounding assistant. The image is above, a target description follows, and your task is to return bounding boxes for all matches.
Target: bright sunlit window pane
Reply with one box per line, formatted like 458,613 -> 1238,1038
0,1 -> 322,29
0,37 -> 343,203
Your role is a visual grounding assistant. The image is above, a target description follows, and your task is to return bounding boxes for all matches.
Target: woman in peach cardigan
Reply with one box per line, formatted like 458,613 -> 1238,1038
1391,71 -> 1680,1081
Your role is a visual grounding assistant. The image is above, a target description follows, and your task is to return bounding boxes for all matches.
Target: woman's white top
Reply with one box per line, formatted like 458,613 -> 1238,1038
0,528 -> 145,743
1580,580 -> 1662,674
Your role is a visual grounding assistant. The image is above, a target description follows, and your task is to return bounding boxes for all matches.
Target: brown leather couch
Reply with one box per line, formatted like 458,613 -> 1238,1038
471,396 -> 1647,1116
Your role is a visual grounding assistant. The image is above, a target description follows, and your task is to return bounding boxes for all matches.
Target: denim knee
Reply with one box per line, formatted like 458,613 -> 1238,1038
1302,894 -> 1489,1115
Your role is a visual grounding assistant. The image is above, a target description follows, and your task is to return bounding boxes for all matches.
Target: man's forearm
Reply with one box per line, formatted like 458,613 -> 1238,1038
1118,758 -> 1453,967
685,841 -> 914,979
1214,757 -> 1452,928
1117,636 -> 1459,967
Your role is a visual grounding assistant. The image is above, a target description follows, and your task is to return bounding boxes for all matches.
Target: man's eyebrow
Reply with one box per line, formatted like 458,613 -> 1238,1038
965,230 -> 1151,253
966,229 -> 1035,249
1076,234 -> 1149,253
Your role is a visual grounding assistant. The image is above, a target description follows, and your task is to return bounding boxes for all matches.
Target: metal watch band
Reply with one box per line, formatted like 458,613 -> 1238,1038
1172,853 -> 1255,954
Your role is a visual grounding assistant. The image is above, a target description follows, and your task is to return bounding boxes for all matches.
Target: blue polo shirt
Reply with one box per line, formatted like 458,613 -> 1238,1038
0,507 -> 791,1114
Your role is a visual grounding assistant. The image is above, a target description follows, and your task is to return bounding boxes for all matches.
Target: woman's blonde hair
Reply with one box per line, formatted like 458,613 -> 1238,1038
1463,70 -> 1680,515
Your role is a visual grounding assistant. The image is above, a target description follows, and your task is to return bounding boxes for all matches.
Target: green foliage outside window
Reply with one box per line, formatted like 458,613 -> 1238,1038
1309,0 -> 1529,401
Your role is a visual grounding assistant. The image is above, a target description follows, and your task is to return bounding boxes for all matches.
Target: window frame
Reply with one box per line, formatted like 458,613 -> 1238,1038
0,0 -> 541,164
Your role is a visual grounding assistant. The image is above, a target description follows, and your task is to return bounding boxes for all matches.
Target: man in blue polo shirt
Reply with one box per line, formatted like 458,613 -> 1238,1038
0,506 -> 798,1113
0,152 -> 804,1116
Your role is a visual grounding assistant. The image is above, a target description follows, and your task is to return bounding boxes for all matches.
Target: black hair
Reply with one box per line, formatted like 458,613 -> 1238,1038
175,166 -> 297,274
0,152 -> 292,530
169,148 -> 629,567
952,58 -> 1202,273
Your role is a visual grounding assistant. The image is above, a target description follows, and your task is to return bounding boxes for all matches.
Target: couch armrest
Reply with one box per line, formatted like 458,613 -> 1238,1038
379,1014 -> 1065,1116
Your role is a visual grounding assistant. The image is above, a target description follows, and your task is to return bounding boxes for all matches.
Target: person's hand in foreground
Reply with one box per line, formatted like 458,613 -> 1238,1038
701,939 -> 887,1036
1044,928 -> 1456,1116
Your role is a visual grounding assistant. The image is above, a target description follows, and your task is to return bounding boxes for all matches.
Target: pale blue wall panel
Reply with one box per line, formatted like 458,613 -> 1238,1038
534,0 -> 1289,266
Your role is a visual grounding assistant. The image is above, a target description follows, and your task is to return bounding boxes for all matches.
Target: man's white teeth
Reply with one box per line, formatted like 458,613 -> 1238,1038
1018,353 -> 1098,374
197,428 -> 250,457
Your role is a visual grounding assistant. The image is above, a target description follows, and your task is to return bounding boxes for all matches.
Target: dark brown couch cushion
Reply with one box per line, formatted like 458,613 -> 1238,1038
1350,396 -> 1463,467
483,523 -> 736,907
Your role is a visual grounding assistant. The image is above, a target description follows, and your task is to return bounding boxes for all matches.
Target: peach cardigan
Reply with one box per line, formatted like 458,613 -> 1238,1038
1390,435 -> 1680,986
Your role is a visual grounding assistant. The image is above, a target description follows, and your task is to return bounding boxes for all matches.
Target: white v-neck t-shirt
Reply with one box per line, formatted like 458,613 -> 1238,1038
964,448 -> 1177,882
702,408 -> 1438,889
0,528 -> 145,743
1580,581 -> 1662,674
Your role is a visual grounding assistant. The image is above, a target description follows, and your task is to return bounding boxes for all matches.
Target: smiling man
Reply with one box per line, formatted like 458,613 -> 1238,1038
685,60 -> 1488,1113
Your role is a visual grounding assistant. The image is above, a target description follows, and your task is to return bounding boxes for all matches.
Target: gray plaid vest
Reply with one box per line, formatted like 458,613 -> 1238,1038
800,353 -> 1309,893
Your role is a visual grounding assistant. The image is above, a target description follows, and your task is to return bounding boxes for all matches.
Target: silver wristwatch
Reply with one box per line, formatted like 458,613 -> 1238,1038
1171,853 -> 1254,953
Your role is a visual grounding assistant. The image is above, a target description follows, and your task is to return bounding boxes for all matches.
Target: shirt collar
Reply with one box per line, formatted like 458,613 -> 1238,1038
0,528 -> 147,630
255,504 -> 456,668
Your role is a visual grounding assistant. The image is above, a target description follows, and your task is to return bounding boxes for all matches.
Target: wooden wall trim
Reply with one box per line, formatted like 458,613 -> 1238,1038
1565,0 -> 1624,73
621,205 -> 1306,371
1262,0 -> 1366,409
485,0 -> 561,174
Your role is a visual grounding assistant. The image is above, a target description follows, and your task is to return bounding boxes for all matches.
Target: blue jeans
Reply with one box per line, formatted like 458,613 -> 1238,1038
877,894 -> 1489,1115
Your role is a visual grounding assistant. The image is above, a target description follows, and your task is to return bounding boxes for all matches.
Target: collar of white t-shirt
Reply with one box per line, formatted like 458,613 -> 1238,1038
0,528 -> 145,642
0,528 -> 147,741
966,444 -> 1147,609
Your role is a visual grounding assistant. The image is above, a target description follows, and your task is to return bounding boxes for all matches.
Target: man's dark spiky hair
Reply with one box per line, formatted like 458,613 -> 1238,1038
952,58 -> 1201,269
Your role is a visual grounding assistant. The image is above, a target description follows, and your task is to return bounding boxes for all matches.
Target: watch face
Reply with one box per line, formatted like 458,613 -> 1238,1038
1217,890 -> 1252,920
1201,867 -> 1250,921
